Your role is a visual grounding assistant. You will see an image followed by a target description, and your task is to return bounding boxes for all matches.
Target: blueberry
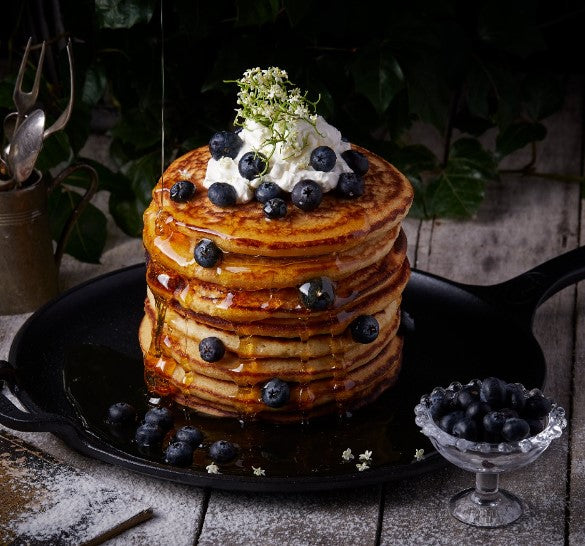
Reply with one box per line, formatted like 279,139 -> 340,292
505,383 -> 526,412
291,179 -> 322,211
209,131 -> 243,160
452,417 -> 480,441
194,239 -> 222,268
255,181 -> 282,203
502,417 -> 530,441
299,276 -> 335,310
261,378 -> 291,408
199,336 -> 225,362
169,180 -> 196,203
336,173 -> 364,198
144,406 -> 174,431
455,385 -> 480,409
482,410 -> 507,442
135,422 -> 165,447
238,152 -> 267,179
465,400 -> 491,422
174,425 -> 204,448
523,392 -> 552,419
209,440 -> 238,463
164,440 -> 194,467
208,182 -> 237,207
438,411 -> 465,434
350,315 -> 379,344
480,377 -> 507,408
341,149 -> 369,175
310,146 -> 336,172
106,402 -> 136,425
263,197 -> 287,219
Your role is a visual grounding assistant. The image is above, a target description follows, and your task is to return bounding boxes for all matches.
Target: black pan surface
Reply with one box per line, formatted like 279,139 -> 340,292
1,246 -> 583,492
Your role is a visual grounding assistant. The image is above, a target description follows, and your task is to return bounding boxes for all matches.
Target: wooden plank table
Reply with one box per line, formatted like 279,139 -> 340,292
0,79 -> 583,544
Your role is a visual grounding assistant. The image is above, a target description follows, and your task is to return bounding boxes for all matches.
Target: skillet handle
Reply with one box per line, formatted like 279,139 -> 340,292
479,245 -> 585,324
0,360 -> 79,434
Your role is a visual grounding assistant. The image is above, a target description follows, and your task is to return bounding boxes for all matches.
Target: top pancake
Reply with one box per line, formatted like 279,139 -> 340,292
145,145 -> 413,257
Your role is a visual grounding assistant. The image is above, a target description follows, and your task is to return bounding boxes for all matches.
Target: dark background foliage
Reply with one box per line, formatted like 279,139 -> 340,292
0,0 -> 583,262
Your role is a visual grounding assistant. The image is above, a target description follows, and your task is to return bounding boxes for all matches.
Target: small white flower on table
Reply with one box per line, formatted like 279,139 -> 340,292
356,462 -> 370,472
342,448 -> 354,461
359,450 -> 373,462
414,448 -> 425,462
252,466 -> 265,476
206,463 -> 220,474
178,168 -> 192,179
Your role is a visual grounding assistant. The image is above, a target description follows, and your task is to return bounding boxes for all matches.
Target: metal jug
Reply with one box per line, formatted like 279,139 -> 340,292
0,165 -> 97,314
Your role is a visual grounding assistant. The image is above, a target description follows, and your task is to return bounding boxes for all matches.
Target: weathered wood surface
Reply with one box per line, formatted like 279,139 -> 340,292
0,80 -> 583,543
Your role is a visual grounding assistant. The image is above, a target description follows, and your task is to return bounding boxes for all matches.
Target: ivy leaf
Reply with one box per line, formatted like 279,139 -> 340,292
95,0 -> 155,29
112,107 -> 161,151
109,192 -> 144,237
82,63 -> 108,106
426,138 -> 497,218
495,122 -> 547,160
387,144 -> 439,179
406,175 -> 430,219
124,150 -> 161,207
351,47 -> 404,114
48,187 -> 107,264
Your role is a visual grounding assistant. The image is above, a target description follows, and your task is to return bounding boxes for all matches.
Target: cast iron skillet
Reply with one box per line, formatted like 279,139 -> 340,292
0,246 -> 584,493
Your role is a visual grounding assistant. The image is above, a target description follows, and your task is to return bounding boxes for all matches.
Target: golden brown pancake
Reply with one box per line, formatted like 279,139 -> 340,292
140,144 -> 413,422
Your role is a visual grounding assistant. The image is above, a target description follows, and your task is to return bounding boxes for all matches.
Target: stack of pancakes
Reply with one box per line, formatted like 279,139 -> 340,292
140,145 -> 413,422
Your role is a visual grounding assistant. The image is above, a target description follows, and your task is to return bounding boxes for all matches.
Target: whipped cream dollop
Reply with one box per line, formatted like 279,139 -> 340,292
203,116 -> 353,203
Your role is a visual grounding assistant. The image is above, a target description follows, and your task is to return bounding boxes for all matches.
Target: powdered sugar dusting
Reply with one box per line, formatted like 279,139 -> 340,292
0,431 -> 151,544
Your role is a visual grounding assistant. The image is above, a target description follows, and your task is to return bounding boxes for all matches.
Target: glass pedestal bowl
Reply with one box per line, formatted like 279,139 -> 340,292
414,381 -> 566,528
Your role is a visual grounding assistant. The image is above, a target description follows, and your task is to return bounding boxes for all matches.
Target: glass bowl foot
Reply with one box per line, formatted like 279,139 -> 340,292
449,487 -> 523,527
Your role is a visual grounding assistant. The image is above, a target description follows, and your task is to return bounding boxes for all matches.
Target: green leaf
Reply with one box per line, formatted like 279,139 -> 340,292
427,138 -> 497,218
495,122 -> 547,160
109,192 -> 144,237
95,0 -> 156,29
406,175 -> 430,219
48,187 -> 107,263
351,47 -> 404,114
522,74 -> 564,121
387,144 -> 439,179
82,63 -> 108,106
112,108 -> 161,151
124,151 -> 161,207
236,0 -> 280,26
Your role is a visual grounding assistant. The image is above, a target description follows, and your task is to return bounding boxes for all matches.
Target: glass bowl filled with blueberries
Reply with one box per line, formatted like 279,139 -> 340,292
414,377 -> 566,528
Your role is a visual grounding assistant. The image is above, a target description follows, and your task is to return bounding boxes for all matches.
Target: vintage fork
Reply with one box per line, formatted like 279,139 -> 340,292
11,37 -> 74,140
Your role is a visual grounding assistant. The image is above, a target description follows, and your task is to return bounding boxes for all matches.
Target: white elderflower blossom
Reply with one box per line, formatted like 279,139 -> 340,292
252,466 -> 266,476
356,462 -> 370,472
226,67 -> 321,164
414,448 -> 425,461
206,463 -> 220,474
342,448 -> 354,461
359,450 -> 373,462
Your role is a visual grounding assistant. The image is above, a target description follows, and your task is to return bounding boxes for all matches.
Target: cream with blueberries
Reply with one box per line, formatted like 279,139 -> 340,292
202,67 -> 368,216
